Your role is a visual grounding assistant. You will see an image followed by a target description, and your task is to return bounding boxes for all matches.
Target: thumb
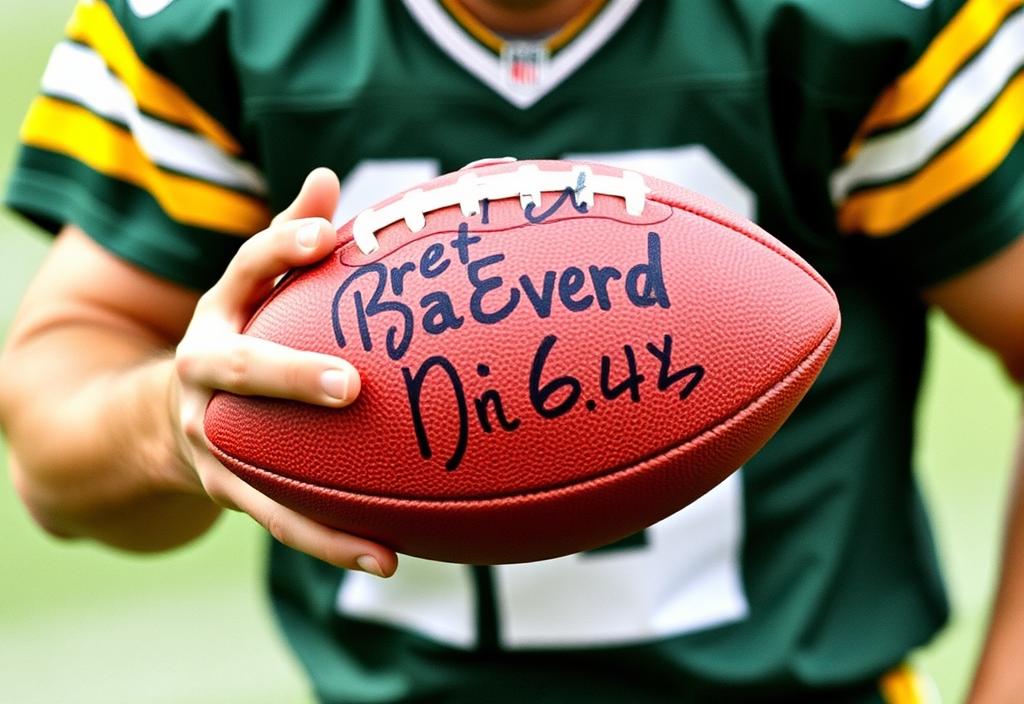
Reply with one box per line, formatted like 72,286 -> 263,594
272,167 -> 341,225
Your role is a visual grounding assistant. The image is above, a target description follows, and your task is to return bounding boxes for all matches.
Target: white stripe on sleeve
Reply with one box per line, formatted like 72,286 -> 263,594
830,10 -> 1024,203
41,41 -> 267,196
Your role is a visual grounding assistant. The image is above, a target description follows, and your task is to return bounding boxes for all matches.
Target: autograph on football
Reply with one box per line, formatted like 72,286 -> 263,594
331,187 -> 706,471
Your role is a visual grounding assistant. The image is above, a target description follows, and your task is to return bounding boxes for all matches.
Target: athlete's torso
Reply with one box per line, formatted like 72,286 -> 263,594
12,0 -> 1024,701
244,3 -> 945,701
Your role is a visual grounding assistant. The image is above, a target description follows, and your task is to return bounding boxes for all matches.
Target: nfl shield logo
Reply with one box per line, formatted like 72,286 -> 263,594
501,41 -> 550,88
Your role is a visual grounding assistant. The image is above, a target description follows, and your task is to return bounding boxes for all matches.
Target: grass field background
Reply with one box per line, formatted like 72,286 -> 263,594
0,3 -> 1019,703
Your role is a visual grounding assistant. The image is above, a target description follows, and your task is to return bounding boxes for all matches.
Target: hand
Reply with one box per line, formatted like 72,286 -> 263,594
173,168 -> 397,577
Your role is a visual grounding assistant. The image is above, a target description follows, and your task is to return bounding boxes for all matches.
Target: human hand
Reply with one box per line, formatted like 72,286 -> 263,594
172,168 -> 397,577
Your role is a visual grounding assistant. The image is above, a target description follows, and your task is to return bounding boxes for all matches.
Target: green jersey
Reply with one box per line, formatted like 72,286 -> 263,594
6,0 -> 1024,701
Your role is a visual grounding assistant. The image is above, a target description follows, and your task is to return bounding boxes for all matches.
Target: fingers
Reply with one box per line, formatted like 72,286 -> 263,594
172,167 -> 389,575
209,217 -> 338,315
198,458 -> 398,576
272,167 -> 341,226
204,167 -> 343,316
177,334 -> 361,407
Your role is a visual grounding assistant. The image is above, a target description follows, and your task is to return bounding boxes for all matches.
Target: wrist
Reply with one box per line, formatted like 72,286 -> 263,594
68,354 -> 222,548
144,353 -> 204,497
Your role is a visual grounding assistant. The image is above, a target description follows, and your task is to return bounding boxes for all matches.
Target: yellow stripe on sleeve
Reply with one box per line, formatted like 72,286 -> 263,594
879,663 -> 928,704
838,70 -> 1024,236
20,96 -> 270,235
65,0 -> 242,156
845,0 -> 1022,160
547,1 -> 606,52
439,0 -> 504,52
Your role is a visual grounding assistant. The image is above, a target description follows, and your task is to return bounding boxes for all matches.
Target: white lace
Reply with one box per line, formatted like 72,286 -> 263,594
351,162 -> 650,254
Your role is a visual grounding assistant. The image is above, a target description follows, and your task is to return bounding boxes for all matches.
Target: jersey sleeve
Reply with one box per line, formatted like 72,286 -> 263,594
830,0 -> 1024,287
3,0 -> 270,290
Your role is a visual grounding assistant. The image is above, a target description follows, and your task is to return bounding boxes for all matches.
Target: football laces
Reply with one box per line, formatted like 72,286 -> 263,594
351,163 -> 650,254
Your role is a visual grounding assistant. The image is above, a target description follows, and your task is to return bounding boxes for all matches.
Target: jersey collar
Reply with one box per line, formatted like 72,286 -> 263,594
401,0 -> 642,109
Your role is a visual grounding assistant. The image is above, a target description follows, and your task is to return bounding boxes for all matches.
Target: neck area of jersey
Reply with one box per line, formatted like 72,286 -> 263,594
401,0 -> 641,109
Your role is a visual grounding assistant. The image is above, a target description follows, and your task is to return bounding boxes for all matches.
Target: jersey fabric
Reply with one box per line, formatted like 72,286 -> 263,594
6,0 -> 1024,702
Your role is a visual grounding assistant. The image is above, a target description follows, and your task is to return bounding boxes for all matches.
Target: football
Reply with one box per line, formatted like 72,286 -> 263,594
205,159 -> 840,564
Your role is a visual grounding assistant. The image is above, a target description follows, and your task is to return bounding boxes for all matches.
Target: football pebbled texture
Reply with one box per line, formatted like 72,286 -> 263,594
205,159 -> 841,564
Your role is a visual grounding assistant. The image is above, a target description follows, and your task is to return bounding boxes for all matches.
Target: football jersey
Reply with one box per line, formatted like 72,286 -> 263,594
6,0 -> 1024,702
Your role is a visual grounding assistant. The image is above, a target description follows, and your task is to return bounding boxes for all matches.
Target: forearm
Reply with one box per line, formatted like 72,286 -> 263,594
0,326 -> 219,551
0,206 -> 395,575
969,414 -> 1024,703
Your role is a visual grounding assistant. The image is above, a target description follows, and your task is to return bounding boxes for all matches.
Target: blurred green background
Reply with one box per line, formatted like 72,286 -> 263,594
0,3 -> 1019,703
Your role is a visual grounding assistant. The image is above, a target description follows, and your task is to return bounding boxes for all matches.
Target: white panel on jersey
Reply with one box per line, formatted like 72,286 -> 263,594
127,0 -> 176,17
333,159 -> 440,228
337,556 -> 476,649
566,145 -> 756,218
495,473 -> 748,648
41,42 -> 267,195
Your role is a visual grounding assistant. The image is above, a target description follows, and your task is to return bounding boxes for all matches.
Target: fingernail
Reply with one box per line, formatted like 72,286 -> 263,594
320,368 -> 351,401
296,221 -> 320,249
356,554 -> 385,577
